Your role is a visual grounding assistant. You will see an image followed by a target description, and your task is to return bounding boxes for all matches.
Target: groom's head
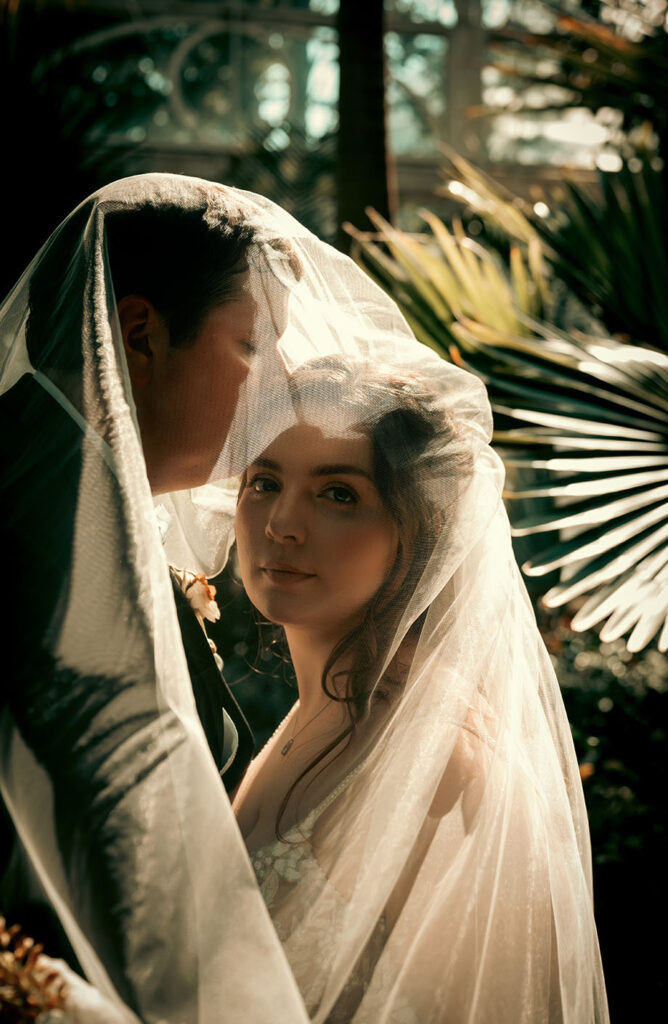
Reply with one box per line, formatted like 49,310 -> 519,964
27,185 -> 301,495
107,204 -> 260,494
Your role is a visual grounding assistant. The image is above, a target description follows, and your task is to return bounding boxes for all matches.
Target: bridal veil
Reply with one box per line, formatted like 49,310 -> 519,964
0,173 -> 608,1022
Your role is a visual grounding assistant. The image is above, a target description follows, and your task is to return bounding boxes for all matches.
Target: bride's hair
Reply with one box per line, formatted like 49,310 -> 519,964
272,355 -> 473,836
26,198 -> 256,373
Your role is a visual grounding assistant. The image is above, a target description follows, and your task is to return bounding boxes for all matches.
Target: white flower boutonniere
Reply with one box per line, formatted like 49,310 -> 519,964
171,567 -> 224,671
185,575 -> 221,623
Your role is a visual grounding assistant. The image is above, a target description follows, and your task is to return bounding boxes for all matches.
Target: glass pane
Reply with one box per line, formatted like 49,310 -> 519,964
309,0 -> 340,12
184,1 -> 337,9
385,0 -> 458,26
33,17 -> 339,239
39,21 -> 339,148
486,0 -> 555,32
385,31 -> 448,155
482,0 -> 512,29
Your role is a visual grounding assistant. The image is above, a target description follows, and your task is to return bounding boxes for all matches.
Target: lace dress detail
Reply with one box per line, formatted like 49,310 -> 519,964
250,765 -> 388,1023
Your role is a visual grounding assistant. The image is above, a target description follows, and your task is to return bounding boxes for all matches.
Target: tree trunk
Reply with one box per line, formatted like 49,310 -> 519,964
335,0 -> 395,251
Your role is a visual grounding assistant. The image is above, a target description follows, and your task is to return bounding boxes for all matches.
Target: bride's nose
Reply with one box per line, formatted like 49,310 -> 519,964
265,493 -> 307,544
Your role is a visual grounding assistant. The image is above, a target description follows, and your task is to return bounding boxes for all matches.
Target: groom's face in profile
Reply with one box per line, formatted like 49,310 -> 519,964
120,272 -> 258,494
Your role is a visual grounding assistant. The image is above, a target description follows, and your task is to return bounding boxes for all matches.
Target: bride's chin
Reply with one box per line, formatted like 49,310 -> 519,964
249,598 -> 295,629
248,591 -> 366,644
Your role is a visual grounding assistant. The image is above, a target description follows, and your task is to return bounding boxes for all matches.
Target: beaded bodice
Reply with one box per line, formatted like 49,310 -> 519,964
249,763 -> 388,1022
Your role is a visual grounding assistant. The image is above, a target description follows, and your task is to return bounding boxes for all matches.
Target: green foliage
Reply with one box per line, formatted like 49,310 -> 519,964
348,147 -> 668,653
533,155 -> 668,349
486,2 -> 668,157
539,605 -> 668,866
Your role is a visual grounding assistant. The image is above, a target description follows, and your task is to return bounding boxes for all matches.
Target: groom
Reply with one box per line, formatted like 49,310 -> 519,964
113,206 -> 260,792
0,195 -> 301,1019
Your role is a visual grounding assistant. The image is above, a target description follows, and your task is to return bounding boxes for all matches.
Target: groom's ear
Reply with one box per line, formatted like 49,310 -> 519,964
117,295 -> 165,390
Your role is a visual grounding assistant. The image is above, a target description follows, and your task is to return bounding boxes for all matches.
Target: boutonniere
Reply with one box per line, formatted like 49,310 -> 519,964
171,568 -> 223,671
185,573 -> 221,624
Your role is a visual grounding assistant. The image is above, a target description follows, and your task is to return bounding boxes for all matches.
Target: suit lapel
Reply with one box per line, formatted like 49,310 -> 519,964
171,579 -> 254,791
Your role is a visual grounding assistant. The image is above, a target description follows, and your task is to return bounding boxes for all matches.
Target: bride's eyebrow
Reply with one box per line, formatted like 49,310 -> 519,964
311,463 -> 373,481
251,456 -> 280,470
252,456 -> 373,481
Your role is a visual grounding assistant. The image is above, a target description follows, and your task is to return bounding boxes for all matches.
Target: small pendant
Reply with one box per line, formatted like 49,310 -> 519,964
280,738 -> 294,756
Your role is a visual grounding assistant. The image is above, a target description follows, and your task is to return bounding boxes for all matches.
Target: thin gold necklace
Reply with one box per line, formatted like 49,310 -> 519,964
280,701 -> 331,756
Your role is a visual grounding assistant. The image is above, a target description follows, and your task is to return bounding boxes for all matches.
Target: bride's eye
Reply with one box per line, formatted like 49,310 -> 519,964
248,474 -> 279,493
321,484 -> 358,505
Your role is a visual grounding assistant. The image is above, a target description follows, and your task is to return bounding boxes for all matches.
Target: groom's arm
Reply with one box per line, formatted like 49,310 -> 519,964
1,380 -> 203,1016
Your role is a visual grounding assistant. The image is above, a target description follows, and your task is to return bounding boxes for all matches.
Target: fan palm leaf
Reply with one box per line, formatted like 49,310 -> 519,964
348,186 -> 668,651
453,318 -> 668,652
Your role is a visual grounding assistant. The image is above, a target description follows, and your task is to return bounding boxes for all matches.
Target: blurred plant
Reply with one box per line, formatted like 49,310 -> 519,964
347,148 -> 668,653
483,1 -> 668,161
545,600 -> 668,1018
441,149 -> 668,350
345,202 -> 550,354
538,603 -> 668,860
534,154 -> 668,350
471,2 -> 668,343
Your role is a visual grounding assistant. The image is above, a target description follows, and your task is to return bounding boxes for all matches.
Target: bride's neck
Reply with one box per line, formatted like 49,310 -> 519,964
284,626 -> 346,717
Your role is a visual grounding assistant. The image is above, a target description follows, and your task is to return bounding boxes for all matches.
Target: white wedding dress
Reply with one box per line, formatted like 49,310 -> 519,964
249,760 -> 394,1024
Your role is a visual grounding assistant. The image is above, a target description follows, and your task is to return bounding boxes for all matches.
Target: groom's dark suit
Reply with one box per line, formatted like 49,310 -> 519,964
170,577 -> 254,793
0,374 -> 253,977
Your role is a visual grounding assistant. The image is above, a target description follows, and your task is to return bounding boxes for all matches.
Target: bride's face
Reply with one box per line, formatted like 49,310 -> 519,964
235,420 -> 399,641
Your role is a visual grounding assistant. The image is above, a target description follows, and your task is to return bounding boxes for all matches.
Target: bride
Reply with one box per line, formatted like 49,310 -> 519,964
232,355 -> 609,1023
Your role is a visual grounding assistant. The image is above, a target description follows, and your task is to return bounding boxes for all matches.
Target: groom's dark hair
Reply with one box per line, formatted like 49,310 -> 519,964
105,203 -> 256,348
26,197 -> 256,372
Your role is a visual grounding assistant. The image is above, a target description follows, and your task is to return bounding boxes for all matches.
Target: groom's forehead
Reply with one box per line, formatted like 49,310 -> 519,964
224,288 -> 259,328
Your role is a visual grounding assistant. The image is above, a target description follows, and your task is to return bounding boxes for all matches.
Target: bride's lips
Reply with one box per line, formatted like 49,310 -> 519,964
261,562 -> 316,584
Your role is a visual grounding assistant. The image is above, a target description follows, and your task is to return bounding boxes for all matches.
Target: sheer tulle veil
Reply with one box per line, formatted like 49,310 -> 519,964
0,173 -> 608,1023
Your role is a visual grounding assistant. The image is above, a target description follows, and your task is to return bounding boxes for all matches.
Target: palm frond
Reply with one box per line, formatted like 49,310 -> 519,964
487,6 -> 668,151
439,150 -> 668,351
537,160 -> 668,349
349,185 -> 668,652
454,317 -> 668,651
